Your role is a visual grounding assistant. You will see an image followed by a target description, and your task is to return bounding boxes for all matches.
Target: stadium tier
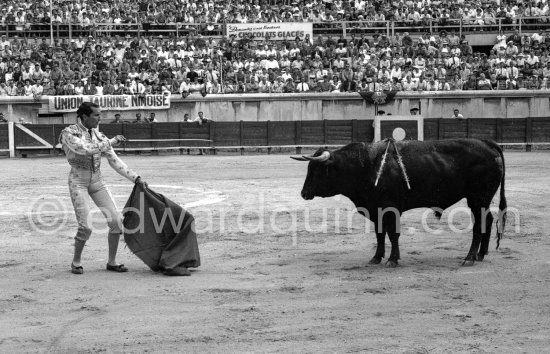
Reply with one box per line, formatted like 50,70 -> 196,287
1,0 -> 550,96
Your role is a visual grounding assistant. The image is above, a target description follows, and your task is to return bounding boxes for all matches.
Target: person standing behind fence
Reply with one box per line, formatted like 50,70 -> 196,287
111,113 -> 123,123
193,111 -> 212,125
193,112 -> 212,155
59,102 -> 147,275
451,109 -> 465,119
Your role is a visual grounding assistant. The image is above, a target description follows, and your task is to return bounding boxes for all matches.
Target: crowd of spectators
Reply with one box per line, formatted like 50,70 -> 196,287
3,27 -> 550,97
1,0 -> 550,30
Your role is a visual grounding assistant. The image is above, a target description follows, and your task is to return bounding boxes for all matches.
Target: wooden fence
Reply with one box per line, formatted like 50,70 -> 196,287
1,118 -> 549,157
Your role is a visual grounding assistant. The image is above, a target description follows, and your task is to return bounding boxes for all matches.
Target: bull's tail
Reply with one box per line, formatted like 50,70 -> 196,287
494,143 -> 507,249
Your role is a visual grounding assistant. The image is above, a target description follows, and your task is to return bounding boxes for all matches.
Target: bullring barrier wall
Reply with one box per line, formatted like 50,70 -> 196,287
1,117 -> 548,158
1,91 -> 550,125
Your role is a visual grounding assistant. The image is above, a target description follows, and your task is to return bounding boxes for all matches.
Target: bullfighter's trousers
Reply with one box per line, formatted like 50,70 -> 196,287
68,167 -> 122,241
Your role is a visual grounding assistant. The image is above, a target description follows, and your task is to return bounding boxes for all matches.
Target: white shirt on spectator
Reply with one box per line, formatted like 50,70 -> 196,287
179,81 -> 190,94
114,47 -> 125,61
266,49 -> 277,57
446,56 -> 461,67
23,85 -> 33,96
289,48 -> 300,58
526,55 -> 539,66
507,66 -> 519,79
296,82 -> 309,92
402,79 -> 417,91
233,61 -> 244,71
281,72 -> 292,82
32,85 -> 43,96
532,33 -> 543,43
266,59 -> 279,70
130,81 -> 145,94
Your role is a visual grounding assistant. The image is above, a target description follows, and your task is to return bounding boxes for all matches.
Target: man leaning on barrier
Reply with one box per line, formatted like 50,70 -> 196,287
59,102 -> 148,275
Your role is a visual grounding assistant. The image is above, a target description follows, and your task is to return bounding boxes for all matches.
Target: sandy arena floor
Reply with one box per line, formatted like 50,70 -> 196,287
0,151 -> 549,353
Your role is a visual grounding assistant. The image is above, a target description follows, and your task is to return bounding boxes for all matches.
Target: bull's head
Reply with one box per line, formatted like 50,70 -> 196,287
291,149 -> 340,200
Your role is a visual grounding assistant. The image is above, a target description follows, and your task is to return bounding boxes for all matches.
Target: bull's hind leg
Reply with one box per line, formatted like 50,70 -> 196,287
477,209 -> 493,261
386,231 -> 400,268
385,217 -> 401,268
463,204 -> 484,266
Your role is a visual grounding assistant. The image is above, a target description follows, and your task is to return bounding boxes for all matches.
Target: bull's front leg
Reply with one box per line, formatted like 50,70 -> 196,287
369,231 -> 386,264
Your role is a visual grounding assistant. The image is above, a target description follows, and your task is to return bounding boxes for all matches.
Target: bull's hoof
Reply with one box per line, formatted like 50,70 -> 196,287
476,253 -> 485,262
369,257 -> 382,265
385,260 -> 399,268
462,257 -> 476,267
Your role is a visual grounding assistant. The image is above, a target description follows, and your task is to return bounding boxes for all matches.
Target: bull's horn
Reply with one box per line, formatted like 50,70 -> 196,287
303,151 -> 331,162
290,156 -> 309,161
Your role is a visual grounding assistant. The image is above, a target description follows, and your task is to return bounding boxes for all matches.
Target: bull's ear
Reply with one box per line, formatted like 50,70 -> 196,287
290,156 -> 310,161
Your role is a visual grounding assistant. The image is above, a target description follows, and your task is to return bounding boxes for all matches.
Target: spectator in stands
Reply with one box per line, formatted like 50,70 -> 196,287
477,73 -> 493,90
283,78 -> 295,93
147,113 -> 158,123
296,77 -> 310,92
2,21 -> 550,98
0,112 -> 7,123
182,113 -> 191,122
83,80 -> 97,95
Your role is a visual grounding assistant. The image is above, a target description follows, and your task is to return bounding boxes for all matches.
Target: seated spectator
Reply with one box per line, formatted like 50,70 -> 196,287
296,77 -> 309,93
271,77 -> 284,93
478,73 -> 493,90
258,78 -> 271,93
179,78 -> 190,97
282,78 -> 295,93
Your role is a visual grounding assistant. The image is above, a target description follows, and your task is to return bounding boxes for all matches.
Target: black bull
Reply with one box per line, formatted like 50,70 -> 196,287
291,139 -> 507,267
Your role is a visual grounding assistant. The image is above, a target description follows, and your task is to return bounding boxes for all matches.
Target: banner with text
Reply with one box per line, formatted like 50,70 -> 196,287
48,94 -> 171,112
226,22 -> 313,41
